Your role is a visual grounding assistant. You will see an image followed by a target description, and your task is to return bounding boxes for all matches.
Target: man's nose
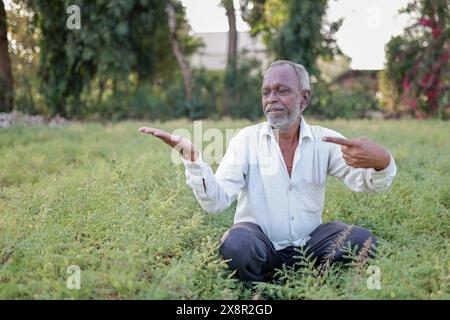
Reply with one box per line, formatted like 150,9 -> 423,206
265,91 -> 280,104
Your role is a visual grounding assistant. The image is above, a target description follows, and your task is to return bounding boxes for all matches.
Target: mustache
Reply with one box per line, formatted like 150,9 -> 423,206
265,104 -> 287,113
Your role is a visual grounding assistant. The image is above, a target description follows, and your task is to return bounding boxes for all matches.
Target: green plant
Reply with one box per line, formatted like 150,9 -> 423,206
0,119 -> 448,299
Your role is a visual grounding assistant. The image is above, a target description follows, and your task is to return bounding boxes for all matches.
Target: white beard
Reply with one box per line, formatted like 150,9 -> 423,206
265,99 -> 302,130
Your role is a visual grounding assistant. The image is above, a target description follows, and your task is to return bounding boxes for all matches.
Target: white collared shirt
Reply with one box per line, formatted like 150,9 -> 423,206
182,117 -> 397,250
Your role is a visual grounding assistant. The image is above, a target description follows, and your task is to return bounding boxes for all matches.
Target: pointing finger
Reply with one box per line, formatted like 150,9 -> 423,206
322,136 -> 354,147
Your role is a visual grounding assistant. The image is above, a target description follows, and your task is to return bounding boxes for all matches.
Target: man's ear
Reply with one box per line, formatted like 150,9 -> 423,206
301,89 -> 311,111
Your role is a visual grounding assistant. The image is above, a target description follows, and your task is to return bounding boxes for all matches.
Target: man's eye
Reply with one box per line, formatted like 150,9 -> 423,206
278,88 -> 290,95
262,90 -> 270,96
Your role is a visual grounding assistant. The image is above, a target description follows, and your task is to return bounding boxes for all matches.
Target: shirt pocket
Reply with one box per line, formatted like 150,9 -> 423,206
299,179 -> 325,214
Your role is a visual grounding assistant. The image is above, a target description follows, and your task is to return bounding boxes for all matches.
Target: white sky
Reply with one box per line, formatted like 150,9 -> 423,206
181,0 -> 413,70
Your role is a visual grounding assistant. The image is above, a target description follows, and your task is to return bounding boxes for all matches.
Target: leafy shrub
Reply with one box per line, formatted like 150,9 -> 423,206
307,82 -> 380,119
226,55 -> 264,121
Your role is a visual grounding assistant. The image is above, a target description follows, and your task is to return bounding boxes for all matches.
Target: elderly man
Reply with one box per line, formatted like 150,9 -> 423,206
139,60 -> 397,282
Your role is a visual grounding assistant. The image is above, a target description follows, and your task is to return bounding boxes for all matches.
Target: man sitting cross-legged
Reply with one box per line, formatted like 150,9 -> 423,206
139,60 -> 397,282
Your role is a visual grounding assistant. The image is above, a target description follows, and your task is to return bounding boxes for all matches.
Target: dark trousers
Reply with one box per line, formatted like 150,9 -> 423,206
218,221 -> 377,282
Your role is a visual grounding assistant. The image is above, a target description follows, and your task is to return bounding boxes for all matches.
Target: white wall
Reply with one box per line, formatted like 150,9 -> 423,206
190,32 -> 269,70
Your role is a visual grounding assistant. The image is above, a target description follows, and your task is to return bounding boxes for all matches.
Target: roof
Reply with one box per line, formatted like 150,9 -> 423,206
334,69 -> 379,83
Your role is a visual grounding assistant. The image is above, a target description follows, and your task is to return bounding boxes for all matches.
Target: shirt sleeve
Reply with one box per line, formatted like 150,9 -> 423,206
327,132 -> 397,192
181,134 -> 248,213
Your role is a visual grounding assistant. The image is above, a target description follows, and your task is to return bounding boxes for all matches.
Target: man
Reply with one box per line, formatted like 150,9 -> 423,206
139,60 -> 397,282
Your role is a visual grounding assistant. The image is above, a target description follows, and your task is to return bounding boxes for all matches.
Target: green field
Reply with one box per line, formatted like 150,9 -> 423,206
0,119 -> 449,299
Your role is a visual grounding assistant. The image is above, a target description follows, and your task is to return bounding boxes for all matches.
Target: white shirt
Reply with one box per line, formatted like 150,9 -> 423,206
182,117 -> 397,250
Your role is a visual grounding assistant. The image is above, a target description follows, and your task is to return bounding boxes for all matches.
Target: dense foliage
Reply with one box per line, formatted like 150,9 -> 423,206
383,0 -> 449,118
3,0 -> 447,120
307,82 -> 380,120
24,0 -> 200,118
240,0 -> 342,77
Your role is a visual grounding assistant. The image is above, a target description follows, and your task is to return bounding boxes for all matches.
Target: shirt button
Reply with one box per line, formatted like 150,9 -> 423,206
288,184 -> 292,191
291,216 -> 294,221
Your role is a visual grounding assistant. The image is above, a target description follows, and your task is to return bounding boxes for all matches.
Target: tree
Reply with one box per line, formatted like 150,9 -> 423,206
384,0 -> 449,118
221,0 -> 237,117
26,0 -> 200,118
165,1 -> 193,118
240,0 -> 342,77
5,0 -> 41,114
0,0 -> 14,112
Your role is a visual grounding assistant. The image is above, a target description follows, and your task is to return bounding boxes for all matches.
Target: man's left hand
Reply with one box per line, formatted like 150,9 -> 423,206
322,136 -> 391,171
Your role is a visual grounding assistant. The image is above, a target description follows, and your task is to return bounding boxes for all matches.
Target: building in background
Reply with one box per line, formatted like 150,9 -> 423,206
190,31 -> 269,70
332,69 -> 380,94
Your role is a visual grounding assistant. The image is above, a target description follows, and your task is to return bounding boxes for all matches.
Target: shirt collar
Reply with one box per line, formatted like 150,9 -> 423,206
261,116 -> 313,141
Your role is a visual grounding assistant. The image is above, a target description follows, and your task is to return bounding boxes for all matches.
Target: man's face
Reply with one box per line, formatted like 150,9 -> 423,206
261,64 -> 308,129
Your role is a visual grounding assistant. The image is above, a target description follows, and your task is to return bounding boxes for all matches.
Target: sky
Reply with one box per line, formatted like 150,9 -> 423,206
181,0 -> 413,70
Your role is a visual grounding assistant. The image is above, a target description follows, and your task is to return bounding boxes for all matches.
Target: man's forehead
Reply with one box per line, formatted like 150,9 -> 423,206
262,64 -> 298,87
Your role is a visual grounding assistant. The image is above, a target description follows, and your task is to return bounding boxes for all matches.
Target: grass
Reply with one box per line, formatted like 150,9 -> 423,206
0,118 -> 449,299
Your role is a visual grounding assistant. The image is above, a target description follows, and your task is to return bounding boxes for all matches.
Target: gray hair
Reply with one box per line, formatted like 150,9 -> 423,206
266,60 -> 311,92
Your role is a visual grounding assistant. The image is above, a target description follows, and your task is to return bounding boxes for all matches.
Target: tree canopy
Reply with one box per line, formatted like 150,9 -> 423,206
25,0 -> 200,117
240,0 -> 342,76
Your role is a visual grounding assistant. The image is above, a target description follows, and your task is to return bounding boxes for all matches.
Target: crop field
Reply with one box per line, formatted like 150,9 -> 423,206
0,118 -> 449,299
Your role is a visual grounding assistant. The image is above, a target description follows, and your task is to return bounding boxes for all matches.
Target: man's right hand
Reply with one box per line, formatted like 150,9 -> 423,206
139,127 -> 199,162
